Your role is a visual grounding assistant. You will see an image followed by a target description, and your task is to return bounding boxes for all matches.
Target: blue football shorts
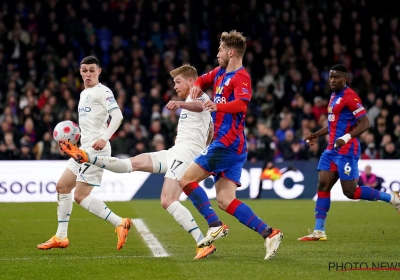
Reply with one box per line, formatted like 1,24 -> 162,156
317,150 -> 359,180
194,141 -> 247,185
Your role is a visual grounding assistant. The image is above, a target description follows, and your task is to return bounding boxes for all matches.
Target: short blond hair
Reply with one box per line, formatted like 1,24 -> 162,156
220,30 -> 246,57
170,64 -> 198,79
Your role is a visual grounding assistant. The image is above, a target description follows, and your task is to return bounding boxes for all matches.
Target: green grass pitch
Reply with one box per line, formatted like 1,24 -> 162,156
0,199 -> 399,279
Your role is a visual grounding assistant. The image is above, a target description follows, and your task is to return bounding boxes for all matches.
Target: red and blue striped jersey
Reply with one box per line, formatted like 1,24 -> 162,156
195,66 -> 252,154
326,86 -> 366,156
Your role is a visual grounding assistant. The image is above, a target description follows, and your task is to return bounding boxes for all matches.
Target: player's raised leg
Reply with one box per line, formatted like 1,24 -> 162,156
37,168 -> 76,250
59,140 -> 154,173
337,155 -> 400,213
341,181 -> 400,211
179,162 -> 229,248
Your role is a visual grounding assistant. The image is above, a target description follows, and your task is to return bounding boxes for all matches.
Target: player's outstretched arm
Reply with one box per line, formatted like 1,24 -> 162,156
204,99 -> 248,113
166,100 -> 204,112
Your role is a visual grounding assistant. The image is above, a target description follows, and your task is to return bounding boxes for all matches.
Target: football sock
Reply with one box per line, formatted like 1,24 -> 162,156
89,156 -> 132,173
183,182 -> 220,225
314,191 -> 330,231
353,186 -> 392,202
226,198 -> 268,235
55,193 -> 73,239
80,195 -> 123,227
166,201 -> 204,243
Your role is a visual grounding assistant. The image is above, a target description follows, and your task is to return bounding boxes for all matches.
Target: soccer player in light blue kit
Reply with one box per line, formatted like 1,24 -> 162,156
298,64 -> 400,241
179,30 -> 283,260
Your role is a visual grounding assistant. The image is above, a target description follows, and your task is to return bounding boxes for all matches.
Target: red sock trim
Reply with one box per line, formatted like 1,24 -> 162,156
183,182 -> 199,196
317,191 -> 330,198
226,198 -> 241,215
353,187 -> 362,199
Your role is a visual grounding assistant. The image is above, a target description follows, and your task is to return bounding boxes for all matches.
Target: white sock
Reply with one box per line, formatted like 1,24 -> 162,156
55,193 -> 73,239
80,195 -> 123,227
89,156 -> 132,173
166,201 -> 204,243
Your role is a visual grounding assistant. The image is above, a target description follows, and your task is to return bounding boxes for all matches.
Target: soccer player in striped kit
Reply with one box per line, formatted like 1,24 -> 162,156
298,64 -> 400,241
179,30 -> 283,260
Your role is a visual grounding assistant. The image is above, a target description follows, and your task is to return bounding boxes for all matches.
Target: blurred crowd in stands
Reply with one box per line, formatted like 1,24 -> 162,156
0,0 -> 400,162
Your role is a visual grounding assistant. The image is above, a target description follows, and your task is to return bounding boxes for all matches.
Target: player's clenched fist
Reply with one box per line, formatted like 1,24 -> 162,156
166,100 -> 181,110
203,100 -> 217,112
303,132 -> 318,146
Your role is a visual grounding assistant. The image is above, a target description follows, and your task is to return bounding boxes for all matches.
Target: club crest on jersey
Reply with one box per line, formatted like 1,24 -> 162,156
85,95 -> 91,102
328,106 -> 333,113
224,78 -> 231,86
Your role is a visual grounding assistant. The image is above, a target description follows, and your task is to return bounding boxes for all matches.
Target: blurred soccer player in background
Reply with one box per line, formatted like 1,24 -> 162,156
37,56 -> 131,250
179,30 -> 284,260
298,64 -> 400,241
60,65 -> 216,259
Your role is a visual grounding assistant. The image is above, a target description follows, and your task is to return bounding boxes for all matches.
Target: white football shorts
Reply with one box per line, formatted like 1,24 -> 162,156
147,143 -> 203,180
66,143 -> 111,186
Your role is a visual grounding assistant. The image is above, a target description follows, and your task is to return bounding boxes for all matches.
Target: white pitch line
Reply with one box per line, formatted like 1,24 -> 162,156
0,255 -> 150,261
131,218 -> 169,257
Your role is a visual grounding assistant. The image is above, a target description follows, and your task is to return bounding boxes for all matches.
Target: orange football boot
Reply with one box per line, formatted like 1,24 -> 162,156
37,236 -> 69,250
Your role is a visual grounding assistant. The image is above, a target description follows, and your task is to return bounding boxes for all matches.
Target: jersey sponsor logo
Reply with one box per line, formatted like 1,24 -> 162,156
243,82 -> 248,86
106,96 -> 116,104
78,107 -> 91,113
180,114 -> 187,119
85,95 -> 91,102
352,106 -> 365,115
328,114 -> 335,122
214,96 -> 226,104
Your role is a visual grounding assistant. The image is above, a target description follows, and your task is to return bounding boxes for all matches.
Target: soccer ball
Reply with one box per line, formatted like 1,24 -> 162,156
53,120 -> 81,144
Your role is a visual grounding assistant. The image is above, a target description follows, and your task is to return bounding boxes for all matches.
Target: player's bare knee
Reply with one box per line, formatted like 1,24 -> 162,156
317,182 -> 330,192
56,182 -> 72,194
216,197 -> 230,211
160,196 -> 175,210
343,189 -> 355,199
73,192 -> 87,204
342,186 -> 356,199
